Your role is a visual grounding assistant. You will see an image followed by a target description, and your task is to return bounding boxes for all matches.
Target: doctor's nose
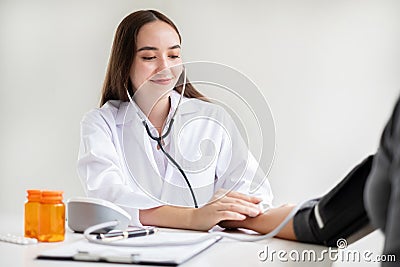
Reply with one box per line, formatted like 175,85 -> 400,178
157,57 -> 169,72
155,56 -> 172,74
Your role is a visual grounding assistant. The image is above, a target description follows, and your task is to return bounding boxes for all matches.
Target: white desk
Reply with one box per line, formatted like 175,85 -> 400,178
0,214 -> 384,267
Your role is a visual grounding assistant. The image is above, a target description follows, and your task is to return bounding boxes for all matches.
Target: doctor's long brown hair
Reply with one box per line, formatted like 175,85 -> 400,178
100,10 -> 205,107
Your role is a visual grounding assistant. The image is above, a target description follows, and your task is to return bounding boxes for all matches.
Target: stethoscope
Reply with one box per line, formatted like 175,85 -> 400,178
126,67 -> 199,208
84,67 -> 309,249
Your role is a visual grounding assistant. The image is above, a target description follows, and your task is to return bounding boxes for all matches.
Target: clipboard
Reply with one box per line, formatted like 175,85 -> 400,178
37,230 -> 222,266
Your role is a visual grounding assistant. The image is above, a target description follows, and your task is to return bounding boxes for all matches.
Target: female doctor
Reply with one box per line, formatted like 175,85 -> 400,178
77,10 -> 297,237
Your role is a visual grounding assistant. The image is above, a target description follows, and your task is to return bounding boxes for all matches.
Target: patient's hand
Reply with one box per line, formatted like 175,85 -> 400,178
219,204 -> 298,240
219,215 -> 255,230
188,189 -> 263,231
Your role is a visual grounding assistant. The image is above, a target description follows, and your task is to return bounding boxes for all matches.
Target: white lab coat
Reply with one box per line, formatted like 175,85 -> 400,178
77,90 -> 273,226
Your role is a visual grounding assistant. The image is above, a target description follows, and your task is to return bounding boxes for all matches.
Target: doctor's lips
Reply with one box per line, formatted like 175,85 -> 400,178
150,77 -> 174,85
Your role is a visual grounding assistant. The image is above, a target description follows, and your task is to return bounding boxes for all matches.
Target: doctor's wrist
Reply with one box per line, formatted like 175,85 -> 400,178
188,208 -> 208,231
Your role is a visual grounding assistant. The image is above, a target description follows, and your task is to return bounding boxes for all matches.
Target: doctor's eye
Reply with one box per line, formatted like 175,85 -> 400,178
142,56 -> 156,61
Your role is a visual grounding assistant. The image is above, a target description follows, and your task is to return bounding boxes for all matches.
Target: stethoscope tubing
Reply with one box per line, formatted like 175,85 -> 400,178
127,67 -> 198,208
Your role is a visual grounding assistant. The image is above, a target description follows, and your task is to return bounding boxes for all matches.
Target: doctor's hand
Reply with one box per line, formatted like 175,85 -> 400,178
218,204 -> 297,240
189,189 -> 263,231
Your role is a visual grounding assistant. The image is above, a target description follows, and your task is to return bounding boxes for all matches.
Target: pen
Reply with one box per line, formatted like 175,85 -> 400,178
97,227 -> 157,241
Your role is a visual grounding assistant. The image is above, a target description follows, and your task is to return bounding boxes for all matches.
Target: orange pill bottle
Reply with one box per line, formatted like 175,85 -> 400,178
38,191 -> 65,242
24,190 -> 41,238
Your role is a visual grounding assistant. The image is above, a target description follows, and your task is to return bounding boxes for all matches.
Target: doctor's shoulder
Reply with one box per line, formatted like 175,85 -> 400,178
183,97 -> 243,137
182,96 -> 229,120
80,100 -> 123,133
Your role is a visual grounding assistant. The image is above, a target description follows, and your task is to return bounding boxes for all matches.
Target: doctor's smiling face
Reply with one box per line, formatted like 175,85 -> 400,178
130,20 -> 183,107
100,10 -> 205,108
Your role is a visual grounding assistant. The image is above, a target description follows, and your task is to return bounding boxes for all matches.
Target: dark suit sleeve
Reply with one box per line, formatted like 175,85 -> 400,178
365,97 -> 400,265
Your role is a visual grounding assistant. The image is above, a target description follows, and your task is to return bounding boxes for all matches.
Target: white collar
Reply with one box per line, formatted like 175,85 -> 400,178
115,89 -> 198,126
145,90 -> 181,137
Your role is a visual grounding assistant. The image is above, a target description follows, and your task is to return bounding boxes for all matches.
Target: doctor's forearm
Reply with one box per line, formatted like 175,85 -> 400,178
139,206 -> 194,230
139,190 -> 264,231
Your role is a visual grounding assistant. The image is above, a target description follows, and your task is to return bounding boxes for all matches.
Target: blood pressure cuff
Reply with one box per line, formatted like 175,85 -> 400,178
293,155 -> 374,247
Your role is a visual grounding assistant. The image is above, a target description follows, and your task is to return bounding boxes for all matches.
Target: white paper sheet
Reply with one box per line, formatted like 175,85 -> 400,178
38,230 -> 221,265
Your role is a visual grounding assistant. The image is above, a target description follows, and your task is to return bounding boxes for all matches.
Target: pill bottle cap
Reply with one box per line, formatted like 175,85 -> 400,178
41,190 -> 63,203
26,190 -> 41,202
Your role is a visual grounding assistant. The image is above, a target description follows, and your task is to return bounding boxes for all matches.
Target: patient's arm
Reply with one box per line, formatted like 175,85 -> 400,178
220,155 -> 375,245
219,204 -> 298,240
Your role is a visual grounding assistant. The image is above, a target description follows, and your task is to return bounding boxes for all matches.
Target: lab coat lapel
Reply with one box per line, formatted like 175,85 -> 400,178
116,95 -> 202,206
161,97 -> 204,205
116,102 -> 164,199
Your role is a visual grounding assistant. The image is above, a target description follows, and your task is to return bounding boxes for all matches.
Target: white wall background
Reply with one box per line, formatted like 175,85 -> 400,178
1,0 -> 399,264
